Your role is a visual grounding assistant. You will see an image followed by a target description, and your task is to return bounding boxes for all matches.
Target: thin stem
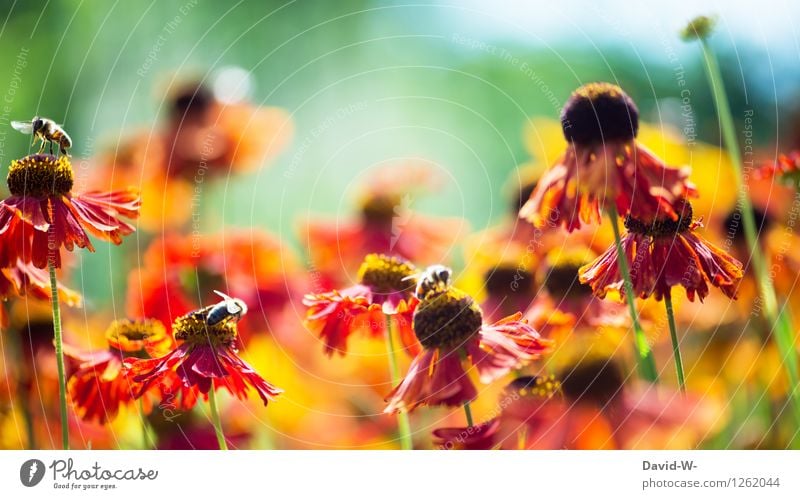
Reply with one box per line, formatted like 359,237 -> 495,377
664,291 -> 686,393
463,401 -> 474,428
48,261 -> 69,450
607,204 -> 658,382
138,399 -> 151,449
208,388 -> 228,450
700,39 -> 800,438
384,315 -> 413,450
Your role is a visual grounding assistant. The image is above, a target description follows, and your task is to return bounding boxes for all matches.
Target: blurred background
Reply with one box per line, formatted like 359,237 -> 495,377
1,0 -> 799,449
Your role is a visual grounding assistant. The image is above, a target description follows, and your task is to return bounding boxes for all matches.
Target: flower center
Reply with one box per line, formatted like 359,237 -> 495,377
7,154 -> 74,197
506,375 -> 561,399
484,265 -> 533,298
173,310 -> 237,347
559,359 -> 624,406
357,253 -> 416,295
105,319 -> 167,357
360,194 -> 400,226
543,263 -> 592,299
625,202 -> 694,237
413,288 -> 483,349
561,82 -> 639,145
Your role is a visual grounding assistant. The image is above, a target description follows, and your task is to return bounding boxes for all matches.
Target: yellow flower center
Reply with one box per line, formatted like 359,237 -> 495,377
561,82 -> 639,145
506,375 -> 561,399
173,310 -> 237,347
7,154 -> 74,197
105,318 -> 167,356
357,253 -> 416,295
413,288 -> 483,349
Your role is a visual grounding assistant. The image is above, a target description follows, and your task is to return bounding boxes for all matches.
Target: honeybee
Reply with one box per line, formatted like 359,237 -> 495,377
403,264 -> 452,300
11,117 -> 72,156
205,290 -> 248,326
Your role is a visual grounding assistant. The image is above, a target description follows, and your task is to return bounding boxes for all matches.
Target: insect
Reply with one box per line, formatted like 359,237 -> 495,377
11,117 -> 72,156
205,290 -> 248,326
403,264 -> 452,300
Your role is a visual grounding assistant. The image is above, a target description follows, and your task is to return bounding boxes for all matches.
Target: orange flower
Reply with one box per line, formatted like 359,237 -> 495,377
756,150 -> 800,187
301,161 -> 468,288
435,360 -> 715,449
126,230 -> 302,343
0,155 -> 140,268
126,307 -> 281,407
520,83 -> 696,232
65,319 -> 175,424
580,202 -> 743,302
89,79 -> 293,232
303,254 -> 419,356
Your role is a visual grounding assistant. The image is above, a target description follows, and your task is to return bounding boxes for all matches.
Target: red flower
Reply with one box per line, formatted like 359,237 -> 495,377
580,203 -> 743,301
127,307 -> 281,407
303,254 -> 419,356
301,161 -> 467,288
384,288 -> 551,413
519,83 -> 695,232
65,319 -> 173,424
0,154 -> 139,268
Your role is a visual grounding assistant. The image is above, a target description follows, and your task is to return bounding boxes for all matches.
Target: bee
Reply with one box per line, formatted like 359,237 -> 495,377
205,290 -> 248,326
403,264 -> 452,300
11,117 -> 72,156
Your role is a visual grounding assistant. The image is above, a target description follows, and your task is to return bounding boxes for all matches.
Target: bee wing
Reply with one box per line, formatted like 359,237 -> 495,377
401,272 -> 423,282
11,121 -> 34,134
212,289 -> 242,313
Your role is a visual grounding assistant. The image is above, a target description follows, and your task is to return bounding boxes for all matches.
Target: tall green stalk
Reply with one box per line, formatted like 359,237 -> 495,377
384,315 -> 413,449
208,388 -> 228,450
695,34 -> 800,437
463,401 -> 474,427
607,205 -> 658,382
48,261 -> 70,450
664,291 -> 686,393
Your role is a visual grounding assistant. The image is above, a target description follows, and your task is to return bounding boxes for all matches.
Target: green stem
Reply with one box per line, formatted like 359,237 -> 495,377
700,38 -> 800,438
607,205 -> 658,382
664,291 -> 686,393
48,261 -> 69,450
385,315 -> 413,450
208,388 -> 228,450
138,399 -> 151,449
463,401 -> 474,427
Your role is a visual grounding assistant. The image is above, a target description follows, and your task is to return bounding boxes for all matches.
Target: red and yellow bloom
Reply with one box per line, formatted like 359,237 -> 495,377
384,287 -> 551,413
580,202 -> 743,302
519,83 -> 696,232
0,154 -> 140,268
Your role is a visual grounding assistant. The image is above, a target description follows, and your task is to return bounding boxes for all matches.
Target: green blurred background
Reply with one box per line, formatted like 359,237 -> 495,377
0,0 -> 797,308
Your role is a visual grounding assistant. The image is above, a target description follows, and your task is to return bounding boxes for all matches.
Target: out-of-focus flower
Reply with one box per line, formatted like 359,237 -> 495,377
434,359 -> 717,449
126,230 -> 301,343
0,154 -> 140,268
384,288 -> 550,413
526,248 -> 627,338
756,151 -> 800,187
301,161 -> 468,288
127,306 -> 281,407
519,83 -> 696,232
303,253 -> 418,356
65,319 -> 173,424
580,202 -> 743,302
90,79 -> 293,231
